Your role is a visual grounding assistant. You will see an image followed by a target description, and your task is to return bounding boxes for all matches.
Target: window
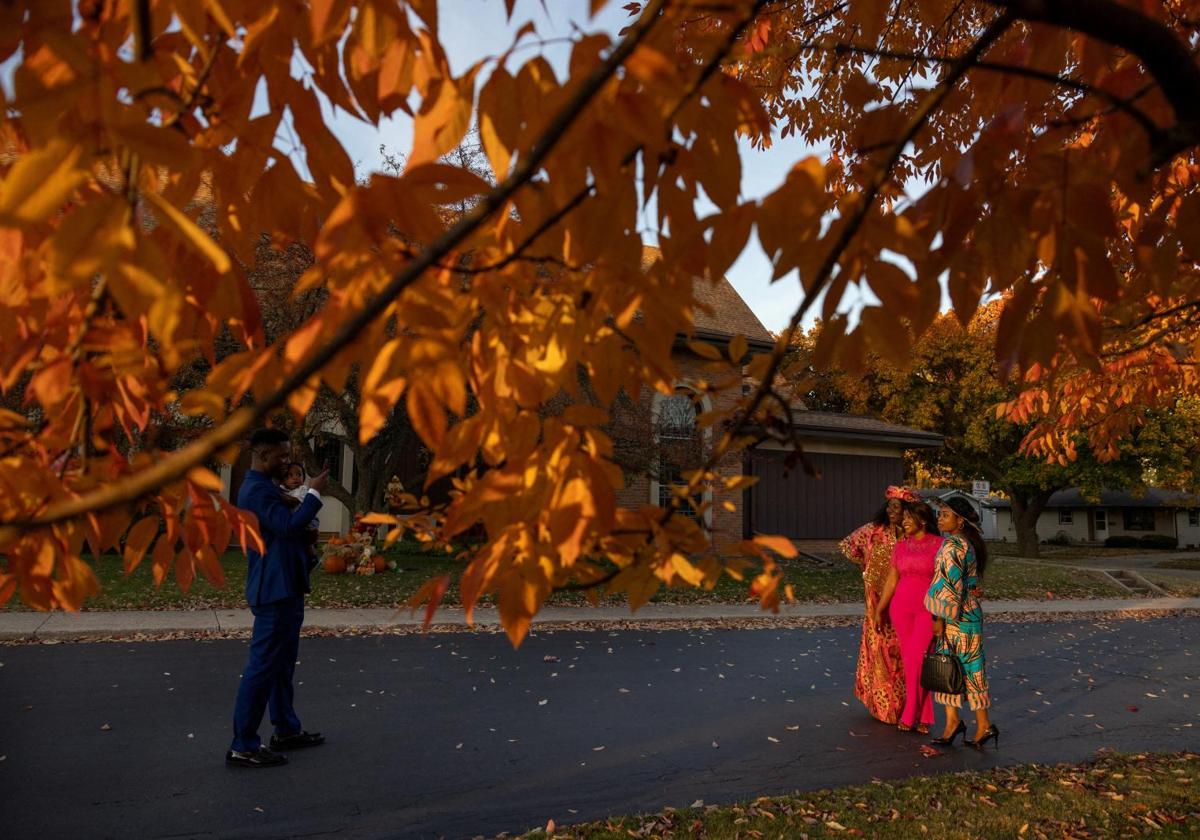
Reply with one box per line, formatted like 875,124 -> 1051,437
1058,509 -> 1073,525
1123,508 -> 1156,531
651,389 -> 713,523
655,392 -> 701,519
312,436 -> 344,486
1095,509 -> 1107,532
1189,509 -> 1199,528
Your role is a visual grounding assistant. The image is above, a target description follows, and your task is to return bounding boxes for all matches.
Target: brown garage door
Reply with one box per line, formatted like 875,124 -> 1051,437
746,450 -> 904,539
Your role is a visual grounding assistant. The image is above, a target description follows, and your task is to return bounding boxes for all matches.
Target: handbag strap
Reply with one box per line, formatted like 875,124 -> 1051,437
926,632 -> 952,655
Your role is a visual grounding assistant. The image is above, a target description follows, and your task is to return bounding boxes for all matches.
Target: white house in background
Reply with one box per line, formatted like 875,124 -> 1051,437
915,488 -> 982,517
983,487 -> 1200,547
915,488 -> 1004,538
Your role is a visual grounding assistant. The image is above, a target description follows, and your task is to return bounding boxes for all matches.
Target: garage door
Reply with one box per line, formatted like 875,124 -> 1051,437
746,450 -> 904,539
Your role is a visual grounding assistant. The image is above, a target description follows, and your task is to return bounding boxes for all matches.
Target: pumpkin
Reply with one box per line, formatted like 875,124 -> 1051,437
372,556 -> 387,574
322,555 -> 346,575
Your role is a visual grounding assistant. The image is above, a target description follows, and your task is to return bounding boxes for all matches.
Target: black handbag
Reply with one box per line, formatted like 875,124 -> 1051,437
920,634 -> 965,695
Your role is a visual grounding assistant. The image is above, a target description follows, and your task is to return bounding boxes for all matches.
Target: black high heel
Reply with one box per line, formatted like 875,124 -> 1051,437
930,721 -> 965,746
966,724 -> 999,749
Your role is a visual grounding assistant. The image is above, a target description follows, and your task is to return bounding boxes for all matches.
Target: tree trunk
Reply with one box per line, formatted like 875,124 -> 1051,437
1008,489 -> 1054,558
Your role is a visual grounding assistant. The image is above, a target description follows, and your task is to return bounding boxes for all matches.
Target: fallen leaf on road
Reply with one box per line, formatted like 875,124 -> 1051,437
254,807 -> 263,813
593,746 -> 605,751
543,655 -> 558,663
767,736 -> 779,743
545,819 -> 555,833
456,743 -> 463,749
1127,705 -> 1139,713
786,725 -> 800,731
538,699 -> 548,706
919,745 -> 944,758
691,799 -> 704,808
100,723 -> 111,731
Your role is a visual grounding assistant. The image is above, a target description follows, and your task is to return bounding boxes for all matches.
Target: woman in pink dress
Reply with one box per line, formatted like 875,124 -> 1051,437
872,498 -> 942,732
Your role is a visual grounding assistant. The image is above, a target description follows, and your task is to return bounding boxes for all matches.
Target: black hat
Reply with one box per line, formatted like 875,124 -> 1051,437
942,496 -> 982,531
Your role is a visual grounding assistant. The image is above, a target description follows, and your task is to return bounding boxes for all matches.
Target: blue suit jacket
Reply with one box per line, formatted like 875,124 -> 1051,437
237,470 -> 323,607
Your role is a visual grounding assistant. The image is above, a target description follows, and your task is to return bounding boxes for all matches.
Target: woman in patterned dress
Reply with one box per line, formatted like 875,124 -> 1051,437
925,497 -> 999,748
838,486 -> 908,725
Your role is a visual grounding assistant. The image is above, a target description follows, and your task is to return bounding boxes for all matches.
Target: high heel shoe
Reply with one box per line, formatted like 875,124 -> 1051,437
966,724 -> 999,749
930,721 -> 965,747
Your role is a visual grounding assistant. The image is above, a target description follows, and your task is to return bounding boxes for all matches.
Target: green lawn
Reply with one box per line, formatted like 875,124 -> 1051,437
3,549 -> 1126,611
981,560 -> 1127,600
1158,557 -> 1200,570
987,541 -> 1166,559
522,751 -> 1199,840
1142,572 -> 1200,597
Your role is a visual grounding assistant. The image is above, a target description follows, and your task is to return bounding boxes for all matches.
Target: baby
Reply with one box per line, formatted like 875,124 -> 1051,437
281,462 -> 321,571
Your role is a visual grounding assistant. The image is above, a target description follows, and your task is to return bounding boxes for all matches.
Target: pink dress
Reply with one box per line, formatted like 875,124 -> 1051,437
889,534 -> 942,728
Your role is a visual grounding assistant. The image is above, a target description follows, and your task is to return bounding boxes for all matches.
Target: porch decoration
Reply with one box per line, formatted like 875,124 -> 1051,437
320,514 -> 396,575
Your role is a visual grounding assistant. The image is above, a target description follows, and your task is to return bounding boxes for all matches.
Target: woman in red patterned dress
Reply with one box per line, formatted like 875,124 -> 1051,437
838,486 -> 908,724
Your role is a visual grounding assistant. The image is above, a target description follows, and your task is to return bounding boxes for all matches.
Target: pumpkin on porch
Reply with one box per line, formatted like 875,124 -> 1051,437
322,555 -> 346,575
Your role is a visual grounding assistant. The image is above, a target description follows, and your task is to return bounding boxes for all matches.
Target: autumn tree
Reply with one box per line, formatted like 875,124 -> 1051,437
791,304 -> 1200,554
4,1 -> 1200,644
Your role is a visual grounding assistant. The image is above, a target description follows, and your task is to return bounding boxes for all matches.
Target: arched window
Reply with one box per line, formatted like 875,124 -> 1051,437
650,388 -> 712,526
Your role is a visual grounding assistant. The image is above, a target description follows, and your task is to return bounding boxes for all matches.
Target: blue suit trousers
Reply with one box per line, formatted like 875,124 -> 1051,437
231,596 -> 305,752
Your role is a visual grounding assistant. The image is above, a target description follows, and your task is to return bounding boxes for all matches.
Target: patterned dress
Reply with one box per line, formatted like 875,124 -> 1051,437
839,523 -> 904,724
924,534 -> 991,710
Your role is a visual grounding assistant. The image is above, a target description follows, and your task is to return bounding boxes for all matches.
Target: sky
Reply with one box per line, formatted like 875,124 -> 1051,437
318,0 -> 841,335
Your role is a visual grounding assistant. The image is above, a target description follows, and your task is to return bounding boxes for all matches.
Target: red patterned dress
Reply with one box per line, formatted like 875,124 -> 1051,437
839,523 -> 905,724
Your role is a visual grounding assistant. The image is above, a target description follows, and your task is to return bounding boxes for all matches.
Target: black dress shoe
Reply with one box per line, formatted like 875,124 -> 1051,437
930,721 -> 965,747
226,746 -> 288,768
270,731 -> 325,750
966,724 -> 1000,749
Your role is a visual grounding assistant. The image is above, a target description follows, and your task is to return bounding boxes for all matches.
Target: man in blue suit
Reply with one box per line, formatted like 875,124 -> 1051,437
227,428 -> 329,768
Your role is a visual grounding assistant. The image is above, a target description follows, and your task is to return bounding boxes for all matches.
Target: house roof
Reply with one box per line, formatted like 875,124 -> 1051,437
916,488 -> 980,504
641,245 -> 774,350
983,487 -> 1200,509
786,411 -> 943,448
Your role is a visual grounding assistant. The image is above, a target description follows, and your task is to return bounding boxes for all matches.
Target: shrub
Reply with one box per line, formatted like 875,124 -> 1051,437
1043,532 -> 1073,546
1104,535 -> 1139,548
1137,534 -> 1178,550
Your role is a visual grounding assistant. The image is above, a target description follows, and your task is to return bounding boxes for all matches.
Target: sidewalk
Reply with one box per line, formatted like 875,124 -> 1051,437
4,596 -> 1199,640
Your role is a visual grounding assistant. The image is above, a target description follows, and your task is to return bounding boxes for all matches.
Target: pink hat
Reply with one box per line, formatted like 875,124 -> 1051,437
885,485 -> 919,503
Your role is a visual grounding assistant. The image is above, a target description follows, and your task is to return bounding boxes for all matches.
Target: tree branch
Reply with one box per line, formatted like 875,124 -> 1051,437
0,0 -> 674,536
987,0 -> 1200,166
700,11 -> 1018,501
826,42 -> 1161,139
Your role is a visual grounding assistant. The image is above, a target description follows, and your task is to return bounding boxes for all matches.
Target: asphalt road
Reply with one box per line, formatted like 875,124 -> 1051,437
1,616 -> 1197,839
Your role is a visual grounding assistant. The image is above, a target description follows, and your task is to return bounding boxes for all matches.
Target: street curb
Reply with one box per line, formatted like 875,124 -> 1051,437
3,597 -> 1199,642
